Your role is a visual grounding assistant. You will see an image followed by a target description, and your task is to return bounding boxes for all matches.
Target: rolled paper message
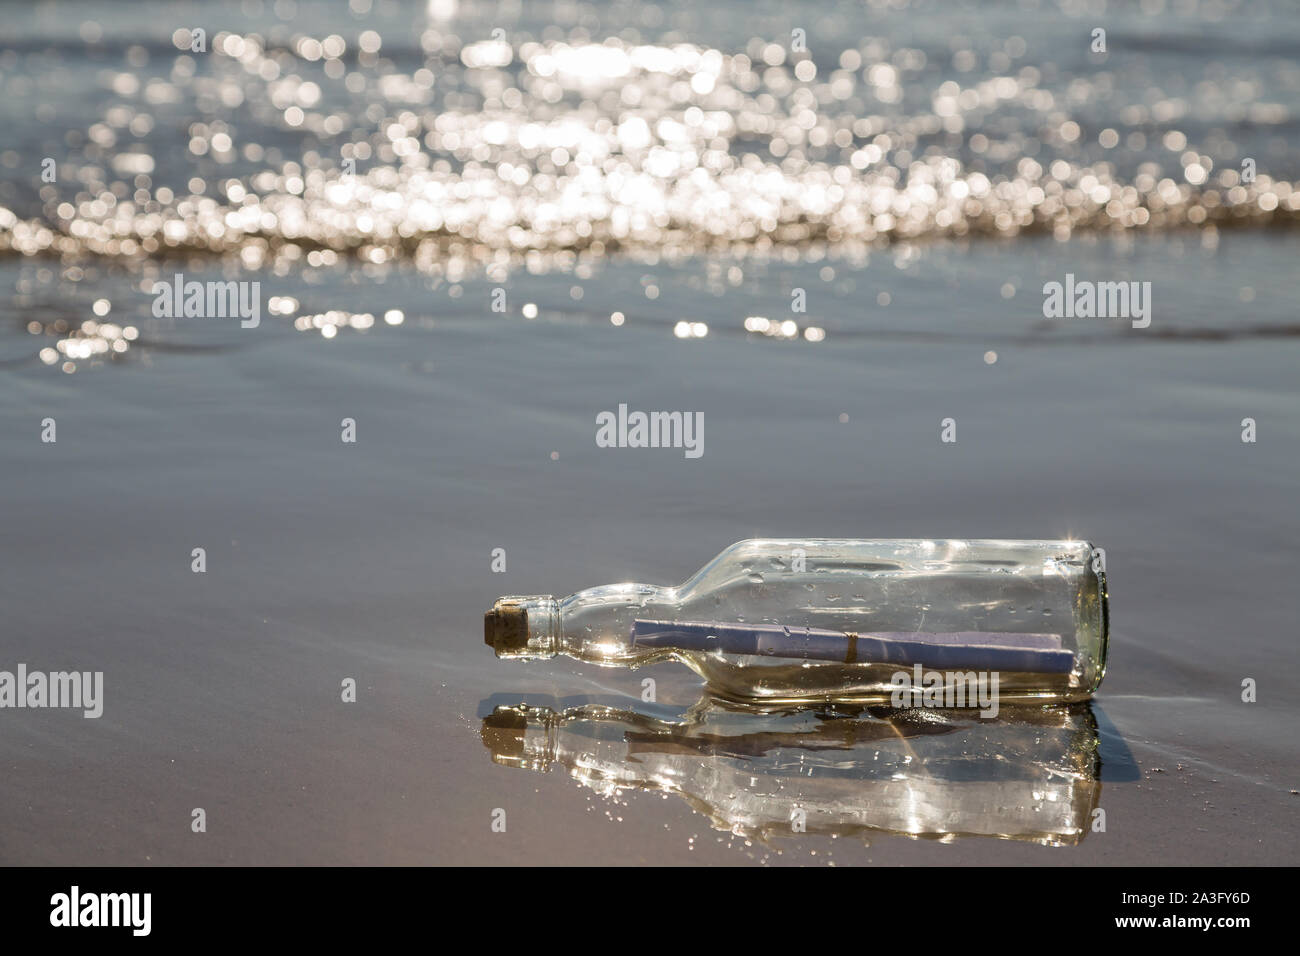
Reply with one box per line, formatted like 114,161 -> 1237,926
631,620 -> 1075,674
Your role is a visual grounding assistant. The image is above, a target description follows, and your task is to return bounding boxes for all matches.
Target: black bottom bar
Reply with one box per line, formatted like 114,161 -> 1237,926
0,866 -> 1282,941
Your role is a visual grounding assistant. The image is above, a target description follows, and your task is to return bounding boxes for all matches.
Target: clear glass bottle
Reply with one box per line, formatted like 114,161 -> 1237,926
483,538 -> 1108,705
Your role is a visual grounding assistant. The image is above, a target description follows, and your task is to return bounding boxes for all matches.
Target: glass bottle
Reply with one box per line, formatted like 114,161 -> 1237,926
483,538 -> 1108,705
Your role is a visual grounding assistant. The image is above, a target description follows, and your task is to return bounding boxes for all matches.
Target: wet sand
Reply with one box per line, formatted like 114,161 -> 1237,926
3,231 -> 1297,864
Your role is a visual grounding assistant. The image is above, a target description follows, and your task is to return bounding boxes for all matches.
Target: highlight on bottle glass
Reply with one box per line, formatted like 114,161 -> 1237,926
484,538 -> 1108,705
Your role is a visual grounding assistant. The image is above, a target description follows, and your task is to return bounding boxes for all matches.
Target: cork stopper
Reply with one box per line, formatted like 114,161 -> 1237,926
480,709 -> 528,760
484,604 -> 529,654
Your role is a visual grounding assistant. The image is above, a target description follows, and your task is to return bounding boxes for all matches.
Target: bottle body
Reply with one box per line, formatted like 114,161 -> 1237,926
484,539 -> 1108,705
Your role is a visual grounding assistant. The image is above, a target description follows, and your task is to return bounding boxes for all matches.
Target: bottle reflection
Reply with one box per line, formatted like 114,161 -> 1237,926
481,698 -> 1102,846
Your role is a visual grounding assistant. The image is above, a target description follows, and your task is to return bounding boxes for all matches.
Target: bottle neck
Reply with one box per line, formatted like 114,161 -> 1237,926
484,595 -> 561,659
486,584 -> 675,663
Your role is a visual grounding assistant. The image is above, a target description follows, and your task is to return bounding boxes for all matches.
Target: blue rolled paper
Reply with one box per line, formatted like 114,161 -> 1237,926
631,620 -> 1075,674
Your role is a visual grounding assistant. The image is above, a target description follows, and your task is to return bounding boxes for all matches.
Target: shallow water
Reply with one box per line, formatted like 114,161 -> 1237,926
1,0 -> 1298,864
